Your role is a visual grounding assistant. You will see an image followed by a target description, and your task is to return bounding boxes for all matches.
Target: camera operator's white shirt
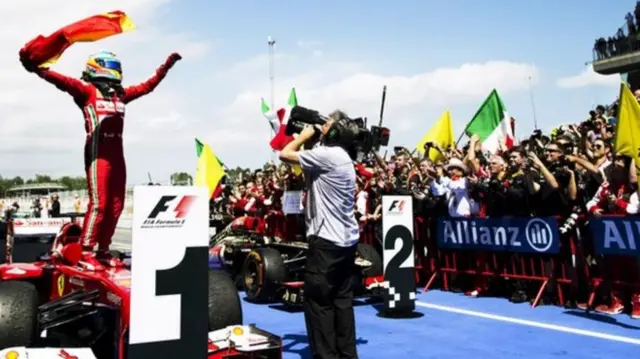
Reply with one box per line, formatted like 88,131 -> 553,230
298,145 -> 360,247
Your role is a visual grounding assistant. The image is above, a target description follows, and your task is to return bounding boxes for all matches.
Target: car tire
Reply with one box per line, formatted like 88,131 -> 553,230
242,248 -> 286,302
0,280 -> 39,349
208,269 -> 243,331
357,243 -> 383,277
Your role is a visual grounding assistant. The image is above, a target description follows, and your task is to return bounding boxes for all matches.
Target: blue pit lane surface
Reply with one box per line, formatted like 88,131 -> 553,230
240,290 -> 640,359
4,236 -> 638,358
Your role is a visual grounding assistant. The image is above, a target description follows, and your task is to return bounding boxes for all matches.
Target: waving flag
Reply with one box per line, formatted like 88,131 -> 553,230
282,88 -> 298,122
269,108 -> 294,151
415,110 -> 455,162
267,87 -> 301,175
20,10 -> 136,68
269,87 -> 299,150
464,89 -> 515,153
615,82 -> 640,173
261,98 -> 279,133
195,138 -> 225,199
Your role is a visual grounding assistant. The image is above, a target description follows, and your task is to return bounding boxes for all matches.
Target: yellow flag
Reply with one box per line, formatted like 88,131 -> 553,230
614,82 -> 640,172
194,139 -> 225,198
291,164 -> 303,176
415,110 -> 455,162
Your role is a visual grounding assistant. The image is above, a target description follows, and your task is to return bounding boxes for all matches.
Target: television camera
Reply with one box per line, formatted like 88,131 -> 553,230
284,105 -> 390,160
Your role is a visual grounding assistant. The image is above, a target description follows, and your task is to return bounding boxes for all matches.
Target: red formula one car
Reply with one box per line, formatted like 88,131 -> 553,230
0,222 -> 283,359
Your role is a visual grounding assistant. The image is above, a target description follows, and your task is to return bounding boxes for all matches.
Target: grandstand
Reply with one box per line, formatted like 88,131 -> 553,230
5,183 -> 68,197
592,2 -> 640,87
1,185 -> 134,227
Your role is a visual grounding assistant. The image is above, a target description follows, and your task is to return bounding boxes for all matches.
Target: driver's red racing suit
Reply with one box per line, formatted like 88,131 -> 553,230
34,56 -> 177,251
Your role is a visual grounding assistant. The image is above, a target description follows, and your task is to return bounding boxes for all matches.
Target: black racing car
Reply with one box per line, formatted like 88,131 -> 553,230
208,215 -> 384,307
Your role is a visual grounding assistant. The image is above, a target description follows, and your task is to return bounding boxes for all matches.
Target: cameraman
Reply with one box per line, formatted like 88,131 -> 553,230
279,110 -> 360,359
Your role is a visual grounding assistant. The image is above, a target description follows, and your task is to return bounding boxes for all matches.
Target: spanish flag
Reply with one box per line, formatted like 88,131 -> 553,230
20,11 -> 136,68
195,139 -> 226,199
614,82 -> 640,173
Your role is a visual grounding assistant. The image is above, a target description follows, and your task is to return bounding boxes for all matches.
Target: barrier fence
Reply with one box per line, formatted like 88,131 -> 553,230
1,188 -> 134,229
5,190 -> 638,311
264,212 -> 640,310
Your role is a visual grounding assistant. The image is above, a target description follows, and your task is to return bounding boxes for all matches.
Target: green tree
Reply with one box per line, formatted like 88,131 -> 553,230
0,174 -> 87,196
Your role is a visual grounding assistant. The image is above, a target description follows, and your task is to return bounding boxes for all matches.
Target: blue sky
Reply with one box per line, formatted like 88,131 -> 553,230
167,0 -> 626,135
0,1 -> 632,182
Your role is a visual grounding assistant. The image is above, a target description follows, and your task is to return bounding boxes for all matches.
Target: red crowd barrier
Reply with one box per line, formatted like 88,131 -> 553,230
419,216 -> 577,307
263,212 -> 640,310
577,214 -> 640,309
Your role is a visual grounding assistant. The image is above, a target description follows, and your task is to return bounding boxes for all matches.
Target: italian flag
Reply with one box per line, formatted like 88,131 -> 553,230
280,87 -> 298,125
465,89 -> 515,153
270,87 -> 302,176
261,98 -> 278,133
195,138 -> 225,199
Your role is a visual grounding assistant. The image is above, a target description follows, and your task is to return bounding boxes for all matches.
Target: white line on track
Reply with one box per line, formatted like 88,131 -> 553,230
415,301 -> 640,345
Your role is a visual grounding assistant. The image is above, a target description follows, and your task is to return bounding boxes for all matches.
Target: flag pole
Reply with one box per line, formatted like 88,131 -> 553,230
455,121 -> 473,147
455,89 -> 497,147
268,36 -> 276,133
268,36 -> 277,163
528,76 -> 538,130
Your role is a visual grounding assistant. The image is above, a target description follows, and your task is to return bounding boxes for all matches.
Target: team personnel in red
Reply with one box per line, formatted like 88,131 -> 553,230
22,50 -> 181,268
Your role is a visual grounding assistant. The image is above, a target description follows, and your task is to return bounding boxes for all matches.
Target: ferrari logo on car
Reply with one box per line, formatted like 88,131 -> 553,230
57,275 -> 65,296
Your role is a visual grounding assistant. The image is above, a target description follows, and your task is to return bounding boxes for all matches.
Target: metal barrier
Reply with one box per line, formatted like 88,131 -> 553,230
264,213 -> 640,310
579,214 -> 640,309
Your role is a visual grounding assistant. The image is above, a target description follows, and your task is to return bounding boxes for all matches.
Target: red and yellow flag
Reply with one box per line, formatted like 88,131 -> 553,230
20,10 -> 136,68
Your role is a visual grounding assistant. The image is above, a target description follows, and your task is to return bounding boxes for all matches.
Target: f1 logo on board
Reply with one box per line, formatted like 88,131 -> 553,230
387,200 -> 406,214
142,195 -> 197,229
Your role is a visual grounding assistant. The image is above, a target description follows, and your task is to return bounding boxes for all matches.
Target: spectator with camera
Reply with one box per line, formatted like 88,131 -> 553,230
586,154 -> 640,316
528,141 -> 576,217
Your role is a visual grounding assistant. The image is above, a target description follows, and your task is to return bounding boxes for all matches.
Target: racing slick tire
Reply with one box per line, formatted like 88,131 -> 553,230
0,280 -> 39,349
208,269 -> 243,331
242,248 -> 286,303
357,243 -> 383,277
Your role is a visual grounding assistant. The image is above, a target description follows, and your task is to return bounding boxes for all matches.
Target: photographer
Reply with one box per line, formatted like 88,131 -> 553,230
279,110 -> 361,359
532,141 -> 577,217
586,154 -> 639,315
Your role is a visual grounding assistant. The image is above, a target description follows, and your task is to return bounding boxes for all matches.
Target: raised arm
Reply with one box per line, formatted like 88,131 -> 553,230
123,53 -> 182,104
34,69 -> 90,103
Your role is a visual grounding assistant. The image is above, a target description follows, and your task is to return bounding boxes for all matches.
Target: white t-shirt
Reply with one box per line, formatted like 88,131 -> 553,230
298,145 -> 360,247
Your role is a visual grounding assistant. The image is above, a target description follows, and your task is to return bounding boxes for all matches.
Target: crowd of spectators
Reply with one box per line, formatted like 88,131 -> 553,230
212,95 -> 640,318
594,1 -> 640,60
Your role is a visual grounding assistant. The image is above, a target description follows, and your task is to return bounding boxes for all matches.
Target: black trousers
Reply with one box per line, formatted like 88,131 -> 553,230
303,235 -> 358,359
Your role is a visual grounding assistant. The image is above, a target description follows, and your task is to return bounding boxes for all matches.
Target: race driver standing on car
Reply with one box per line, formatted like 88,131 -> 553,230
21,50 -> 181,268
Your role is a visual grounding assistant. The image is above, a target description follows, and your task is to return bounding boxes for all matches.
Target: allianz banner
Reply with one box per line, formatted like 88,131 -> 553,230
588,217 -> 640,257
436,217 -> 560,254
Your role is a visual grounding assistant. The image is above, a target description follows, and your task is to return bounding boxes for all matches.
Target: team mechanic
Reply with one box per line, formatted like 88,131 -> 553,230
21,50 -> 181,268
279,112 -> 362,359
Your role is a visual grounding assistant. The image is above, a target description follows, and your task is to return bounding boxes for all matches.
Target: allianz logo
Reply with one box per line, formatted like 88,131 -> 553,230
599,220 -> 639,250
440,218 -> 554,252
